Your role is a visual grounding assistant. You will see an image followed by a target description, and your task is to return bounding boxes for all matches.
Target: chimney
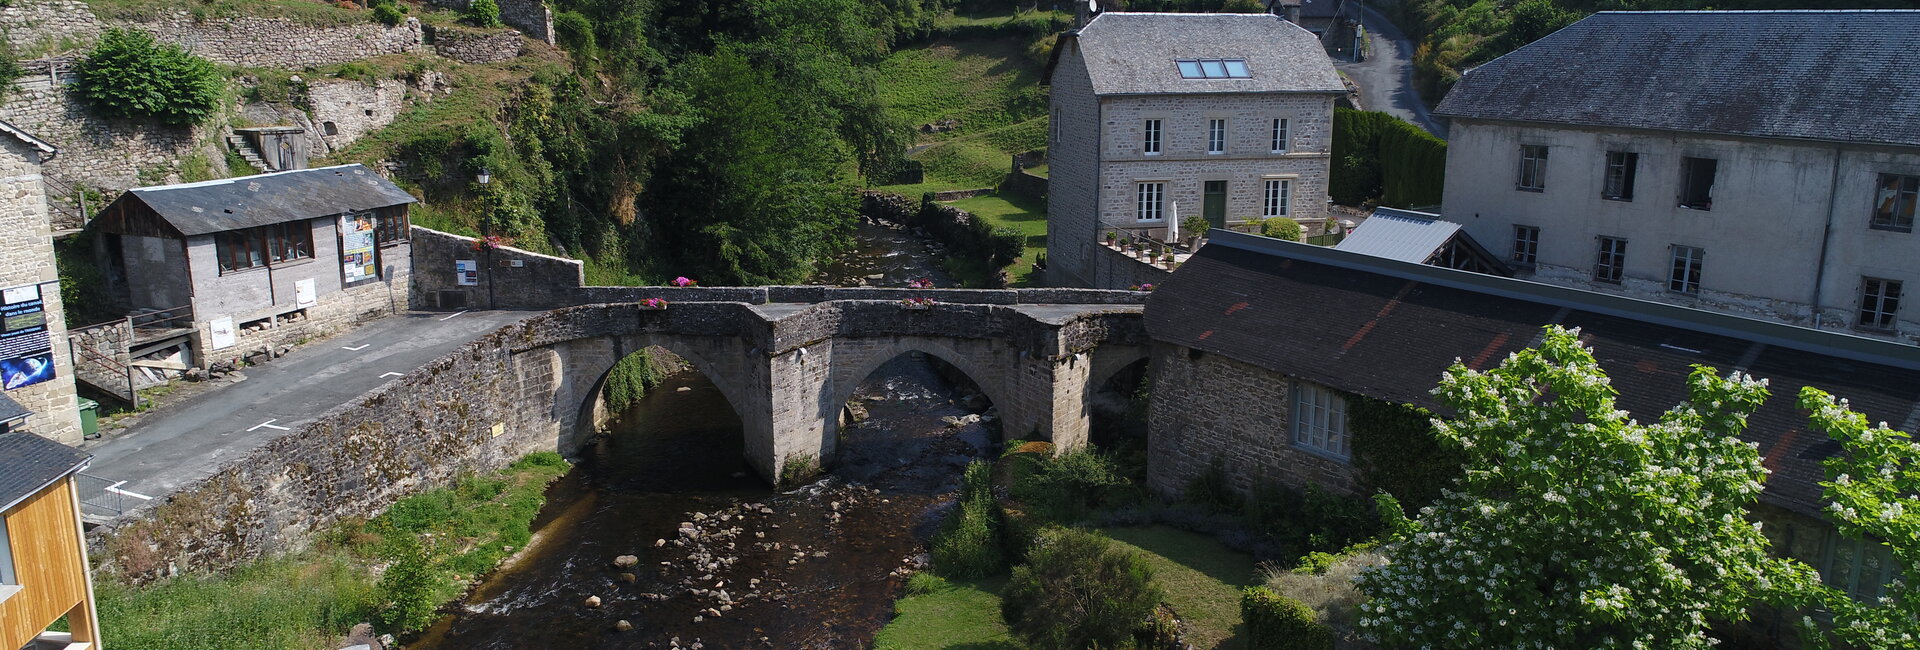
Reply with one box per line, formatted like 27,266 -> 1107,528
1075,0 -> 1098,28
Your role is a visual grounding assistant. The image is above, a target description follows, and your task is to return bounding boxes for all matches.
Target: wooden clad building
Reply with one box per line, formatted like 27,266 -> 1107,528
0,427 -> 99,649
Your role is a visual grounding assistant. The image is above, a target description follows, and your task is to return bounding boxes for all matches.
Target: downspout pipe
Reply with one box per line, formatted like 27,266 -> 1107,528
1809,145 -> 1844,329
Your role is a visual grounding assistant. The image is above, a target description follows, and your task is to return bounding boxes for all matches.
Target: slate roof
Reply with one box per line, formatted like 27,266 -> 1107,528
0,432 -> 89,514
111,164 -> 415,236
1435,11 -> 1920,148
0,392 -> 31,427
1334,208 -> 1462,263
1064,12 -> 1345,95
1147,230 -> 1920,517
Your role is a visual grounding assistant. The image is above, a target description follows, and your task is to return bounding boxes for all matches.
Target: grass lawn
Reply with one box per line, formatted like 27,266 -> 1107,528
1106,526 -> 1259,650
873,576 -> 1020,650
943,193 -> 1046,287
872,526 -> 1255,649
876,35 -> 1049,190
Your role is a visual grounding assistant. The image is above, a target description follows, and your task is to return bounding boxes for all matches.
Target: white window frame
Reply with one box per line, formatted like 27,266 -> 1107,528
1603,150 -> 1637,201
1207,119 -> 1226,155
1517,144 -> 1548,191
1859,276 -> 1903,331
1136,182 -> 1166,222
1872,173 -> 1917,232
1594,236 -> 1627,284
1270,118 -> 1290,153
1822,532 -> 1900,602
1291,383 -> 1348,459
0,516 -> 14,586
1143,119 -> 1162,156
1668,245 -> 1704,295
1512,225 -> 1539,266
1262,178 -> 1291,218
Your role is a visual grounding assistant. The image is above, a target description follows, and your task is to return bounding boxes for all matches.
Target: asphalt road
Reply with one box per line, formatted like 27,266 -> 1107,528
81,310 -> 535,502
1336,1 -> 1449,138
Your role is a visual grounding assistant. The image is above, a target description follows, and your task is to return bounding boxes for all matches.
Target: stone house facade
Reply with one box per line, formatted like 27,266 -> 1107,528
88,164 -> 413,369
0,122 -> 79,444
1044,11 -> 1343,289
1437,10 -> 1920,346
1147,230 -> 1913,629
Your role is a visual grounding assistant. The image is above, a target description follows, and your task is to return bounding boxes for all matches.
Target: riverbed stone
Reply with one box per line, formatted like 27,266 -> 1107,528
613,555 -> 638,568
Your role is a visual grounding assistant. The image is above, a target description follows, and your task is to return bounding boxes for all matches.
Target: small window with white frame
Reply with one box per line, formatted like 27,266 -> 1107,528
1207,119 -> 1226,154
1668,245 -> 1704,295
1859,276 -> 1903,331
1136,182 -> 1166,222
1292,382 -> 1348,459
1263,178 -> 1290,218
1143,119 -> 1162,155
1822,532 -> 1901,602
1270,118 -> 1290,153
1594,236 -> 1627,284
1517,144 -> 1548,191
1512,225 -> 1539,265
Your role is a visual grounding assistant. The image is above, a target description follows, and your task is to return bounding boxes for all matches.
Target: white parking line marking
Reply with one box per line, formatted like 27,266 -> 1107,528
381,372 -> 403,378
105,482 -> 153,500
342,344 -> 370,351
247,419 -> 292,432
439,310 -> 469,321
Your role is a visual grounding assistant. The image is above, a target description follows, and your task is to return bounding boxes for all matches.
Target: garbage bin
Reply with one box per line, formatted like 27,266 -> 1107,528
78,397 -> 99,438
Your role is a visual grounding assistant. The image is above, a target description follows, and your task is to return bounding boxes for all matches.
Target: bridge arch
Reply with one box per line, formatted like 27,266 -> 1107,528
817,337 -> 1018,461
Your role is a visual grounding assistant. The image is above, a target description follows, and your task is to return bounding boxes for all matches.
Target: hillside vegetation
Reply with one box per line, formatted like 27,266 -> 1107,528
1391,0 -> 1920,101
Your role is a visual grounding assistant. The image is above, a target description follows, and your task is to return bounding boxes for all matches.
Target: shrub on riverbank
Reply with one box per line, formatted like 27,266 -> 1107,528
932,461 -> 1006,578
1002,527 -> 1164,650
96,453 -> 570,648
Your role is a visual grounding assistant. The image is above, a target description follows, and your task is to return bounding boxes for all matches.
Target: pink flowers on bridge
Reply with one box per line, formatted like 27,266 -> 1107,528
672,276 -> 697,287
906,278 -> 934,289
640,298 -> 668,310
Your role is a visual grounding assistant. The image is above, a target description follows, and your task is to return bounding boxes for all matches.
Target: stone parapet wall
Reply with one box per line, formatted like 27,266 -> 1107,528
1087,240 -> 1172,290
429,25 -> 524,64
67,319 -> 135,402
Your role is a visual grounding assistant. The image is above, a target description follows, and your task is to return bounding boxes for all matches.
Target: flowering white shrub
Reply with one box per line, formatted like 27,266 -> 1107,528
1357,325 -> 1812,648
1795,388 -> 1917,649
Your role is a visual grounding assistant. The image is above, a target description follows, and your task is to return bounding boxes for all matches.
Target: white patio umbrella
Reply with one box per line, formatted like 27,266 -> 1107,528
1166,201 -> 1180,244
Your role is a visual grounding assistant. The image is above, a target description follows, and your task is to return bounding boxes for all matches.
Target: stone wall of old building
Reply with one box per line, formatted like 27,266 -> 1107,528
1145,342 -> 1356,498
0,74 -> 210,205
306,78 -> 410,155
0,135 -> 80,443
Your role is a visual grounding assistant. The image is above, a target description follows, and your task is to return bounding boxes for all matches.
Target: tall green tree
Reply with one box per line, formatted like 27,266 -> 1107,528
1358,326 -> 1817,648
1795,388 -> 1919,649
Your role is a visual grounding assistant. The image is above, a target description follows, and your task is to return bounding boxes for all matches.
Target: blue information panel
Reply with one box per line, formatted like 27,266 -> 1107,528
0,283 -> 52,391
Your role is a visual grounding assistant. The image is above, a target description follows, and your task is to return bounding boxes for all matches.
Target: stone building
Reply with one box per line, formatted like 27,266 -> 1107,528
88,164 -> 414,370
0,120 -> 80,444
1146,229 -> 1911,622
1043,11 -> 1344,289
1436,10 -> 1920,345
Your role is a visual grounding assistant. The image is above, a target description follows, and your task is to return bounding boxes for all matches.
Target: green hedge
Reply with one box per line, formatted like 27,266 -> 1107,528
1241,587 -> 1333,650
1331,108 -> 1446,208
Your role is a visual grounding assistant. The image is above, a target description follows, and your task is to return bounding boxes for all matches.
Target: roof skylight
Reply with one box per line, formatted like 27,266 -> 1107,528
1177,58 -> 1250,79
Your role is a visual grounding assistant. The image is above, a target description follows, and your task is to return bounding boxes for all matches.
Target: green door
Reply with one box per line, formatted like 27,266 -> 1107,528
1203,181 -> 1227,229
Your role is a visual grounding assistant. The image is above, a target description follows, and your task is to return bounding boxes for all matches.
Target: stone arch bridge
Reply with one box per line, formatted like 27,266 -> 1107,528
505,287 -> 1150,483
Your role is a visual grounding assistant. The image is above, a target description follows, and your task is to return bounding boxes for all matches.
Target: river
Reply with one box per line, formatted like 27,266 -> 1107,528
809,220 -> 958,288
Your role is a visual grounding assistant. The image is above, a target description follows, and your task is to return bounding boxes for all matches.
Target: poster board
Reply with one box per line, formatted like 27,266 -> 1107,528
209,317 -> 236,350
294,278 -> 317,308
0,283 -> 54,390
456,260 -> 479,286
340,212 -> 379,285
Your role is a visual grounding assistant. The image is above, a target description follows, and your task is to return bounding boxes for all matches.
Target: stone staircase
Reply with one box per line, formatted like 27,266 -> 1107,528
225,134 -> 271,173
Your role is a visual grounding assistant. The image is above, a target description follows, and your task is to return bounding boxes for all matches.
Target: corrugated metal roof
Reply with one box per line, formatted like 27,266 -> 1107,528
1435,10 -> 1920,148
1070,12 -> 1345,96
1333,207 -> 1461,263
119,164 -> 415,236
0,432 -> 89,513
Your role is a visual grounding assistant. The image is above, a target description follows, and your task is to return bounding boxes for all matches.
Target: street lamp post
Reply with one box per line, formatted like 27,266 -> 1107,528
478,168 -> 495,310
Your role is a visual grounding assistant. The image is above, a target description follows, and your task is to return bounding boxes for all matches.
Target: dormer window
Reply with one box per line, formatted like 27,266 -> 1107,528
1176,59 -> 1250,79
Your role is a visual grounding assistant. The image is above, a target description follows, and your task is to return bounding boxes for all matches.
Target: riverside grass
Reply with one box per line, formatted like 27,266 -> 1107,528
94,452 -> 570,650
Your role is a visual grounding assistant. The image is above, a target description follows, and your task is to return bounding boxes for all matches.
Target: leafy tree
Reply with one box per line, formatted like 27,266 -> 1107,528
1358,325 -> 1812,648
1002,527 -> 1163,650
73,29 -> 223,126
1492,0 -> 1581,52
1794,388 -> 1919,648
466,0 -> 504,27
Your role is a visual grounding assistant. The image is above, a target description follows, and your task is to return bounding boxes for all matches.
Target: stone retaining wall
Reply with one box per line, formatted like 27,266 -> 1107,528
425,0 -> 554,44
1,74 -> 209,202
0,0 -> 426,68
429,25 -> 524,64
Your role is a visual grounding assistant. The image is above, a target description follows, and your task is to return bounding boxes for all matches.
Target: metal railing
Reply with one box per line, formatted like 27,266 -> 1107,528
131,305 -> 195,332
75,472 -> 125,519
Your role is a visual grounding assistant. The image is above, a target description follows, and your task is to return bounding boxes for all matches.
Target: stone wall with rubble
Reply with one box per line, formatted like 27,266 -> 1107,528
430,25 -> 523,64
0,73 -> 213,209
